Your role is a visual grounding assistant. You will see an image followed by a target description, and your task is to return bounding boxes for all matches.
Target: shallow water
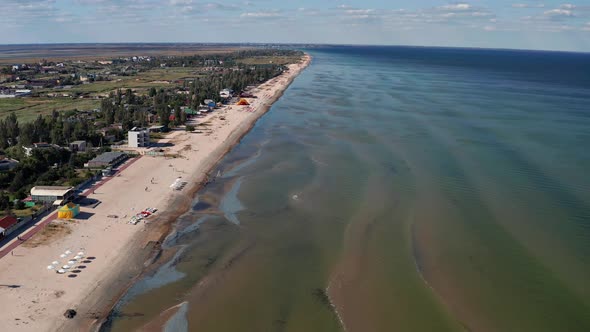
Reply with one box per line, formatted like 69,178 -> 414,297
107,46 -> 590,332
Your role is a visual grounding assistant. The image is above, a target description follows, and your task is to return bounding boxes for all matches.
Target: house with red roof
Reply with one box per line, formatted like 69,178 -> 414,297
0,215 -> 18,239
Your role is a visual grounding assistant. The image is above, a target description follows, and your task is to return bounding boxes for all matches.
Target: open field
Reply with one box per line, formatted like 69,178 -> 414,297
0,67 -> 205,122
0,98 -> 100,122
47,68 -> 203,94
238,55 -> 304,65
0,44 -> 247,65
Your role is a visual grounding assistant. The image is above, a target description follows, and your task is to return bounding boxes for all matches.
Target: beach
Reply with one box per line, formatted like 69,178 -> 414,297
0,54 -> 310,332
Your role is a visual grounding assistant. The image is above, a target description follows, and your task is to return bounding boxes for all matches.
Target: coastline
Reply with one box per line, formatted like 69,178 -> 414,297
92,53 -> 312,332
78,53 -> 312,332
0,53 -> 311,332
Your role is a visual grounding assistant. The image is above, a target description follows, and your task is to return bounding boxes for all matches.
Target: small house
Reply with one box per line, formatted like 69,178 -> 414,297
0,215 -> 19,239
69,141 -> 87,152
30,186 -> 76,206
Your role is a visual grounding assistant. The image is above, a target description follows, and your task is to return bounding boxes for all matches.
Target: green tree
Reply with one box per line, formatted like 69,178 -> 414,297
173,106 -> 182,126
180,110 -> 187,125
15,200 -> 25,210
9,171 -> 25,193
0,193 -> 10,210
5,113 -> 19,146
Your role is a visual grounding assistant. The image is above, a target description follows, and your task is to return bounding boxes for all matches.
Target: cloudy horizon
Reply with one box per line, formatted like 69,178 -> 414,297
1,0 -> 589,52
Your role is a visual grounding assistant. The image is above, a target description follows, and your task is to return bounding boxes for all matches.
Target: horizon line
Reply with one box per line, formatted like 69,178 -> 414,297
0,42 -> 589,55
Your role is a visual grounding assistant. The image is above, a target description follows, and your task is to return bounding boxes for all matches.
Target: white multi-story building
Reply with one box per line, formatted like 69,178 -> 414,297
128,127 -> 150,148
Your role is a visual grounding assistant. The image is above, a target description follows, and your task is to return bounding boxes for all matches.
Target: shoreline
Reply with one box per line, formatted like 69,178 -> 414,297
0,53 -> 311,332
93,55 -> 311,332
72,53 -> 312,332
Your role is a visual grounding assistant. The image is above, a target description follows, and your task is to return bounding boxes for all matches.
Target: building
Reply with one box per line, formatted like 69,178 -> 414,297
86,151 -> 127,168
0,215 -> 19,239
128,127 -> 150,148
14,89 -> 31,97
23,142 -> 61,157
220,88 -> 233,99
0,156 -> 18,171
148,125 -> 165,133
69,141 -> 87,152
30,186 -> 76,205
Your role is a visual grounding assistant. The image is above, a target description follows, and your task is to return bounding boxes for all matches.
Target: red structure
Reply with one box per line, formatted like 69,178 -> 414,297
0,215 -> 18,239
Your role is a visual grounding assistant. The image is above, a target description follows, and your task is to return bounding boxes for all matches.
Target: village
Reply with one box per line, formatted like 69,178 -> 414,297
0,49 -> 304,247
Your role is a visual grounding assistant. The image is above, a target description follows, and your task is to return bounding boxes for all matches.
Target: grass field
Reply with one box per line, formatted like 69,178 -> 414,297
46,68 -> 202,95
0,67 -> 204,122
0,98 -> 100,122
238,55 -> 303,66
0,44 -> 244,65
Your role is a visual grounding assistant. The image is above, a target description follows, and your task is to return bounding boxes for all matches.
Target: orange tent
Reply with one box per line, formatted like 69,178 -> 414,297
237,98 -> 250,106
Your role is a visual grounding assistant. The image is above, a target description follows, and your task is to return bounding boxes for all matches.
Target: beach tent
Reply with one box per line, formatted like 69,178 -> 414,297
58,203 -> 80,219
237,98 -> 250,106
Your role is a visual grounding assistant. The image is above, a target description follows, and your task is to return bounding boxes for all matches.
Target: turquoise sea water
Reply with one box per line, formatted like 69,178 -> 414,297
107,47 -> 590,332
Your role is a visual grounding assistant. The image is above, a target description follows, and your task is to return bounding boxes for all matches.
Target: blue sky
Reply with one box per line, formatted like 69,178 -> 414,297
1,0 -> 590,52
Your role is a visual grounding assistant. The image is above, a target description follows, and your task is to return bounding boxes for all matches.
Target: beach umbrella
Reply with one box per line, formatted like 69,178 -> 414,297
77,252 -> 84,256
60,254 -> 67,258
62,265 -> 71,269
67,260 -> 76,265
47,265 -> 55,270
74,255 -> 82,260
57,269 -> 66,274
65,250 -> 72,255
52,261 -> 59,265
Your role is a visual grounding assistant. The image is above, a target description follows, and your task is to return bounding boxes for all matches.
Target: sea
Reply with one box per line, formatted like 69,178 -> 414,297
105,46 -> 590,332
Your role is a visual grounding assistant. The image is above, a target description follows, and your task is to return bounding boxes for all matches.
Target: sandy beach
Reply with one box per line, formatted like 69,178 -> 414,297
0,54 -> 311,332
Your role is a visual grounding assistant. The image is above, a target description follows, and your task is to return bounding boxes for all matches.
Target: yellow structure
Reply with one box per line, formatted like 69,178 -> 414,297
57,203 -> 80,219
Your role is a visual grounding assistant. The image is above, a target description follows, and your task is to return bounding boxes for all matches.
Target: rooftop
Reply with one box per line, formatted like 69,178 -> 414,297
0,215 -> 18,230
89,151 -> 127,164
31,186 -> 74,197
32,186 -> 72,191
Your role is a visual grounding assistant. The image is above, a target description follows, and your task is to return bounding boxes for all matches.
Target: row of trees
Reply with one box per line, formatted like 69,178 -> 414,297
0,111 -> 107,150
0,146 -> 89,195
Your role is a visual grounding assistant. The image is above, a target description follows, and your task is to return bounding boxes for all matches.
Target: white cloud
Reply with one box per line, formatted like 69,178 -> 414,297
544,8 -> 574,18
439,3 -> 472,11
169,0 -> 193,5
560,4 -> 576,10
512,3 -> 545,8
241,11 -> 281,18
345,9 -> 375,15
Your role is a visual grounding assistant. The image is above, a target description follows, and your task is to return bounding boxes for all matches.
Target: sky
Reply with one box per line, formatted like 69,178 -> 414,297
1,0 -> 590,52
